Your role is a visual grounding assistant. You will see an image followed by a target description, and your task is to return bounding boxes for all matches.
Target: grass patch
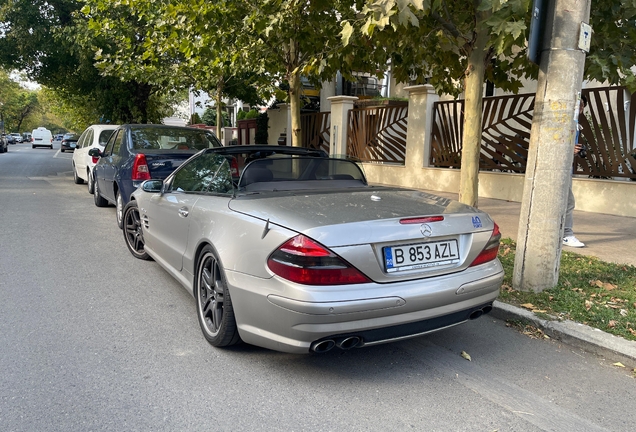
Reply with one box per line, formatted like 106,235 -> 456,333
498,238 -> 636,341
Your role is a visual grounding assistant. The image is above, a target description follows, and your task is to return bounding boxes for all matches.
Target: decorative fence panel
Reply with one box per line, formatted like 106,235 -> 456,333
346,103 -> 408,164
431,87 -> 636,180
301,111 -> 330,154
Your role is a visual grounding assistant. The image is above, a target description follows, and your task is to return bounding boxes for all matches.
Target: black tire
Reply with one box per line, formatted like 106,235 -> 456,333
61,148 -> 64,153
87,170 -> 95,194
93,175 -> 109,207
32,144 -> 35,149
116,191 -> 124,229
73,164 -> 84,184
195,245 -> 240,347
122,201 -> 151,260
50,145 -> 53,149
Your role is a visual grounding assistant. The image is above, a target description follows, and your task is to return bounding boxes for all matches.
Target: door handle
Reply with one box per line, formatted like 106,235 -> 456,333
178,207 -> 189,217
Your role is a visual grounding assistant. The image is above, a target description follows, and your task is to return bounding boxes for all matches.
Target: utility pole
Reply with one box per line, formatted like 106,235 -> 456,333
513,0 -> 591,292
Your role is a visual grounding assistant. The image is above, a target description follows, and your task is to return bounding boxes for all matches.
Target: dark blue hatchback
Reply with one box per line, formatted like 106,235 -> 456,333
90,124 -> 222,228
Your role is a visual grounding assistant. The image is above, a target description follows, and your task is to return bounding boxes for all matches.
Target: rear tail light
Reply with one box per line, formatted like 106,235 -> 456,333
469,222 -> 501,267
229,156 -> 239,177
132,154 -> 151,181
92,155 -> 99,164
268,235 -> 371,285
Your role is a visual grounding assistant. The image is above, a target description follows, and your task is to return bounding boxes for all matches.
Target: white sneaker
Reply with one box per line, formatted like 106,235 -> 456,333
563,236 -> 585,248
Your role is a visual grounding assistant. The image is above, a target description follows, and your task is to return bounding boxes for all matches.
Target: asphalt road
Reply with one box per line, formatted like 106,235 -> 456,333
1,142 -> 635,431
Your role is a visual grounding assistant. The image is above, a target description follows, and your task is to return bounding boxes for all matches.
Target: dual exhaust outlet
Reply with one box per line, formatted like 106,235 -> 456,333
310,336 -> 361,353
310,304 -> 493,353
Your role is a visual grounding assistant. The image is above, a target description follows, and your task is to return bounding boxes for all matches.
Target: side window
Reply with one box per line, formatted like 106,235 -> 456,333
112,129 -> 124,155
85,129 -> 94,148
169,153 -> 233,195
103,130 -> 119,155
77,131 -> 88,149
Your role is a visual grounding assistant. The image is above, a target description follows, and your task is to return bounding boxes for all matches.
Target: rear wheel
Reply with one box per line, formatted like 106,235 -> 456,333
61,148 -> 64,153
93,175 -> 108,207
73,164 -> 84,184
123,201 -> 151,260
195,245 -> 240,347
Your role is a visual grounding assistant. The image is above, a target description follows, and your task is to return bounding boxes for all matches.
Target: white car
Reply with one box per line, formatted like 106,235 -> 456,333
9,133 -> 22,143
31,127 -> 53,149
72,124 -> 119,193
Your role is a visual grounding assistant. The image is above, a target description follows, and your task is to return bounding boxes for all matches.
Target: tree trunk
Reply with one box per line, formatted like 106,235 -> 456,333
216,78 -> 224,140
513,0 -> 591,292
458,14 -> 490,208
288,39 -> 302,147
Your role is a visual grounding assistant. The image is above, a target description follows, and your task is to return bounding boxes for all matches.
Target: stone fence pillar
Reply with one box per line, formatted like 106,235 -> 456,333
327,95 -> 358,157
404,84 -> 438,169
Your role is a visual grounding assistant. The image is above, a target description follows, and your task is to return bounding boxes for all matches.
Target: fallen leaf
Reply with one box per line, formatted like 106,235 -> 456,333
520,303 -> 535,310
585,300 -> 593,311
620,309 -> 628,317
460,351 -> 472,361
592,280 -> 604,288
608,320 -> 617,328
603,282 -> 617,291
613,362 -> 625,368
501,246 -> 510,256
532,309 -> 547,314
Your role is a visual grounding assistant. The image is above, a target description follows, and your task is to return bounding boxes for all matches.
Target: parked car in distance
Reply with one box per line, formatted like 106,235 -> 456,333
31,127 -> 54,149
121,145 -> 503,354
9,133 -> 22,143
22,132 -> 32,143
90,124 -> 223,228
54,134 -> 64,142
72,124 -> 119,193
4,133 -> 16,145
0,134 -> 8,153
60,133 -> 80,152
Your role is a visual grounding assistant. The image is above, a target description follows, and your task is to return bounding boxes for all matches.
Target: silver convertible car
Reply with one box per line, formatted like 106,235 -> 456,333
123,145 -> 503,353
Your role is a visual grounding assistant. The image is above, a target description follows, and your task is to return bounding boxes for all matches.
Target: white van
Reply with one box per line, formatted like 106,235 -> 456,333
32,127 -> 54,149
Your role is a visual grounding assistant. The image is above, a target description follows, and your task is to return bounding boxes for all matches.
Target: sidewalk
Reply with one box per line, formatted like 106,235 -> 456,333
426,190 -> 636,366
426,190 -> 636,267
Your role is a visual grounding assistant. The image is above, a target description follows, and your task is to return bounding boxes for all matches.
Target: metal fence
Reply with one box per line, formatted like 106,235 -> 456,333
431,87 -> 636,180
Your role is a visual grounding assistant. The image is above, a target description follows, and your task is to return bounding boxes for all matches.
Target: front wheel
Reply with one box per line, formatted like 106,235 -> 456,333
195,246 -> 240,347
87,170 -> 95,194
122,201 -> 151,260
116,191 -> 124,229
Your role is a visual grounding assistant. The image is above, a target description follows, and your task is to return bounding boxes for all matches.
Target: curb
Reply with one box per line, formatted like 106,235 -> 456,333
491,301 -> 636,367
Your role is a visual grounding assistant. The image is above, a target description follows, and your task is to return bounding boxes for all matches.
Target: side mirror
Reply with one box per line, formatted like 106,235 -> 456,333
141,180 -> 164,193
88,148 -> 102,158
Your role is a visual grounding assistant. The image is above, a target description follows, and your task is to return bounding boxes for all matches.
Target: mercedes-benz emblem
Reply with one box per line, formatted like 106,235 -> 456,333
420,224 -> 433,237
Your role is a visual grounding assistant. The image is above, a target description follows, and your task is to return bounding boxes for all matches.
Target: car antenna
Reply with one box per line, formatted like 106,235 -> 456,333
261,218 -> 271,239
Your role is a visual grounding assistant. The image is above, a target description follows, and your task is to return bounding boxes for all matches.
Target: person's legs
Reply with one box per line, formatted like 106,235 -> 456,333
564,185 -> 575,238
563,184 -> 584,247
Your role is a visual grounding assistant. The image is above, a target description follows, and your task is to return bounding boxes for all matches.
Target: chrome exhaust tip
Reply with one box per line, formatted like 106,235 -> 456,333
336,336 -> 361,350
311,339 -> 336,353
469,309 -> 484,320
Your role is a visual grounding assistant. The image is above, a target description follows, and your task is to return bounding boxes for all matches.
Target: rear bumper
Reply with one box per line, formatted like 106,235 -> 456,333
226,260 -> 503,353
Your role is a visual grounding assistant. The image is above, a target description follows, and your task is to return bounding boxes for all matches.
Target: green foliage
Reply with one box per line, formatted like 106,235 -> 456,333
498,239 -> 636,341
201,108 -> 229,127
0,69 -> 41,132
0,0 -> 164,124
255,112 -> 269,144
237,110 -> 247,121
244,109 -> 260,120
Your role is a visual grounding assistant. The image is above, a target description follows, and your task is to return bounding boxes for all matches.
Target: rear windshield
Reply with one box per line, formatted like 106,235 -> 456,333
239,156 -> 367,191
130,127 -> 221,150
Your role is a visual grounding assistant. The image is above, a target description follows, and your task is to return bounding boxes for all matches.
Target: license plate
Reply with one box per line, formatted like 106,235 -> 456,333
70,143 -> 76,148
384,240 -> 459,273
